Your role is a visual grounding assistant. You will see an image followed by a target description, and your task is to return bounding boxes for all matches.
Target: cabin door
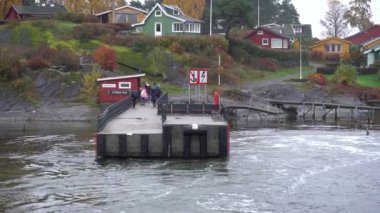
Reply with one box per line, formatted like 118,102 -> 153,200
155,22 -> 162,37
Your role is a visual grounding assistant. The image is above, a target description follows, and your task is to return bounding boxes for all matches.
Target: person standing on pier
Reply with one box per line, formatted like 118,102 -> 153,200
140,87 -> 148,105
131,90 -> 139,108
151,83 -> 162,107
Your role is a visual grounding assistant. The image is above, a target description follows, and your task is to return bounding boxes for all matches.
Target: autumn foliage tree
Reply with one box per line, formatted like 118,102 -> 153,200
0,0 -> 21,19
93,46 -> 118,71
163,0 -> 205,19
65,0 -> 125,14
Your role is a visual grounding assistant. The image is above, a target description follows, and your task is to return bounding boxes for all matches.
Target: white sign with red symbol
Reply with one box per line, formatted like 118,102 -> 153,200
189,70 -> 198,85
199,70 -> 208,84
189,69 -> 208,85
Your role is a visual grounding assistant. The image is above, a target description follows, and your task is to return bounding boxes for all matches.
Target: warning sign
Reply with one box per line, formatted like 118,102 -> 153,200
189,70 -> 198,84
199,70 -> 208,84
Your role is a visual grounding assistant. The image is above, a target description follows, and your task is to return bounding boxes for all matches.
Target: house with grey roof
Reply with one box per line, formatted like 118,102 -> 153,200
131,3 -> 203,37
262,23 -> 312,42
4,4 -> 67,20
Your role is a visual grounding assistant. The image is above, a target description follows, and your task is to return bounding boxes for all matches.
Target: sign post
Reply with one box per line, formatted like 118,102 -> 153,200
188,69 -> 208,103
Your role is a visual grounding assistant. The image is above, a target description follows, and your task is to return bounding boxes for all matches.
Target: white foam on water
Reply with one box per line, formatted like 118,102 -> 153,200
197,193 -> 259,213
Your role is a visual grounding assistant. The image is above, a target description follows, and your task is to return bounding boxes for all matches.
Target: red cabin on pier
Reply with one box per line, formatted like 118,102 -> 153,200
97,74 -> 145,105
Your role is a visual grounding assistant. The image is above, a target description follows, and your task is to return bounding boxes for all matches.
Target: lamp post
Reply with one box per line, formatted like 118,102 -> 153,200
299,33 -> 303,79
257,0 -> 260,27
210,0 -> 213,36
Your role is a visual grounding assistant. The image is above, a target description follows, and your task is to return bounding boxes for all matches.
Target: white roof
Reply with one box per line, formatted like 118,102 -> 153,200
97,74 -> 146,82
132,3 -> 187,27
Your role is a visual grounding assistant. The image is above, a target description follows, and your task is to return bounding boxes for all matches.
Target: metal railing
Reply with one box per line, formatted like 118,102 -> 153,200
97,97 -> 133,131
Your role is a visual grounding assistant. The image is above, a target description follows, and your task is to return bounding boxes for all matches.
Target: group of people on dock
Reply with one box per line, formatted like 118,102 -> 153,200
131,82 -> 162,108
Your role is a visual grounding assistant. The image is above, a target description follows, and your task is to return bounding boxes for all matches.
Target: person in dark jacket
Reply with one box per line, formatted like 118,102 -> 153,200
150,83 -> 162,107
131,90 -> 139,108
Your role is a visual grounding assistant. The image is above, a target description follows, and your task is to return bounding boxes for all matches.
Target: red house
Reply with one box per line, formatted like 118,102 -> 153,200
4,4 -> 67,20
244,27 -> 290,49
97,74 -> 145,104
345,25 -> 380,45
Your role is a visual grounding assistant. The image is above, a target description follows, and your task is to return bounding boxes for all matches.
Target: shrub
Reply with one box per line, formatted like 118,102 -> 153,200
324,53 -> 340,61
307,73 -> 327,85
93,46 -> 118,71
316,67 -> 336,74
27,57 -> 50,70
0,47 -> 23,80
169,42 -> 185,54
333,64 -> 357,85
252,58 -> 278,71
73,23 -> 120,42
81,69 -> 102,105
310,51 -> 323,60
55,12 -> 98,23
50,48 -> 80,71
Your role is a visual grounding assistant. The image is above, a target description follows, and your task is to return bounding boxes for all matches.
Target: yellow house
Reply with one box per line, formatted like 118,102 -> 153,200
309,37 -> 352,59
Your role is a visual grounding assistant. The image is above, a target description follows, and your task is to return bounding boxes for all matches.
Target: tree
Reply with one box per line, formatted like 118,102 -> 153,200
276,0 -> 300,25
214,0 -> 253,38
163,0 -> 205,19
344,0 -> 374,30
0,0 -> 22,19
65,0 -> 114,14
129,0 -> 144,9
251,0 -> 278,26
320,0 -> 348,37
93,46 -> 118,71
143,0 -> 162,11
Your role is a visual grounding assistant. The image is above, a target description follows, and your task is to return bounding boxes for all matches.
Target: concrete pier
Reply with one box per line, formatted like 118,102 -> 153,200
96,104 -> 229,158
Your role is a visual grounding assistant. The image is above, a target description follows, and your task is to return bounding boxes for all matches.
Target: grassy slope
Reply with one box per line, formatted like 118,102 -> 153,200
325,74 -> 380,88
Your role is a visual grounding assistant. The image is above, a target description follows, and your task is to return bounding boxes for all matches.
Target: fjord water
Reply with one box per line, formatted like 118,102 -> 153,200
1,122 -> 379,213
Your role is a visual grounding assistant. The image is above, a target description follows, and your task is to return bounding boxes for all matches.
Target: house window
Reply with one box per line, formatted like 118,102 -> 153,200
257,30 -> 264,35
262,38 -> 269,46
102,83 -> 116,88
119,82 -> 131,89
172,22 -> 184,32
271,38 -> 283,48
155,10 -> 162,17
184,23 -> 201,33
173,10 -> 179,15
294,27 -> 302,33
325,44 -> 342,53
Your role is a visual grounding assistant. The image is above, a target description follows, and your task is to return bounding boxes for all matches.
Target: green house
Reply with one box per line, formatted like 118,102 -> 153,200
132,3 -> 203,37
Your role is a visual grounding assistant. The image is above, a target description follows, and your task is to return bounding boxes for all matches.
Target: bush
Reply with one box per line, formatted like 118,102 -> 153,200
27,57 -> 50,70
307,73 -> 327,85
252,58 -> 278,71
55,12 -> 98,23
169,42 -> 185,54
324,53 -> 340,61
310,51 -> 323,60
93,46 -> 118,71
0,46 -> 23,80
316,67 -> 336,74
333,64 -> 357,85
81,69 -> 102,105
73,23 -> 120,42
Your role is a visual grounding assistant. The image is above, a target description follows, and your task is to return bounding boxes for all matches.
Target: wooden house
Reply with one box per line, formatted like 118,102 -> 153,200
309,37 -> 352,59
132,3 -> 203,37
95,5 -> 148,24
4,4 -> 67,20
244,26 -> 290,49
97,74 -> 145,105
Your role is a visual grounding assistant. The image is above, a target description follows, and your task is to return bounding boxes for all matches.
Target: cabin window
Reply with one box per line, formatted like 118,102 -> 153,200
102,84 -> 116,88
324,44 -> 342,53
172,22 -> 184,32
262,38 -> 269,46
184,23 -> 201,33
155,10 -> 162,17
119,82 -> 131,89
257,30 -> 264,35
173,10 -> 179,15
271,38 -> 283,48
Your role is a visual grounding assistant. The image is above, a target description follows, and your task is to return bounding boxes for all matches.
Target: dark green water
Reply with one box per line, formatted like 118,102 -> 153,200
1,122 -> 379,212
